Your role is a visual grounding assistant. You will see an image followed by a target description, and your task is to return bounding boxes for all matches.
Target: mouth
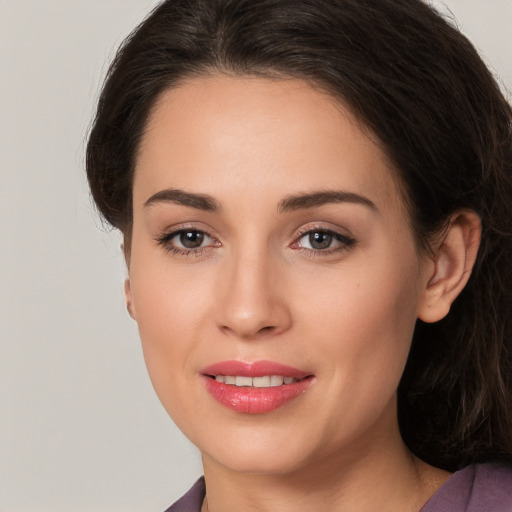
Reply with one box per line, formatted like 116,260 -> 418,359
209,375 -> 302,387
201,361 -> 314,414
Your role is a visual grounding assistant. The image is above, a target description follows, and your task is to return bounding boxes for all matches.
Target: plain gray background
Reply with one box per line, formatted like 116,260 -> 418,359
1,1 -> 511,511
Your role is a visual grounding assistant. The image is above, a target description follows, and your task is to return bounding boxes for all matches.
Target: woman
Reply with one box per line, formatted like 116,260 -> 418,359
86,0 -> 512,510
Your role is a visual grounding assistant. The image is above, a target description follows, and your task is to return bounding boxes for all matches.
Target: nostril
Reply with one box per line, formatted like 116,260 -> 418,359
219,323 -> 277,338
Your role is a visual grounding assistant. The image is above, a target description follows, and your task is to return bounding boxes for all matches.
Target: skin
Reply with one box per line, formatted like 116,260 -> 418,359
125,75 -> 480,512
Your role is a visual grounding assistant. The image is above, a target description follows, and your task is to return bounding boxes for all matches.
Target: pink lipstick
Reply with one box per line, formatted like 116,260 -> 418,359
201,360 -> 314,414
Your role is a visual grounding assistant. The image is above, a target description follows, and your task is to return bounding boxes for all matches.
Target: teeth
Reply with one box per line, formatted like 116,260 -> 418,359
253,376 -> 271,388
213,375 -> 300,387
235,376 -> 253,387
270,375 -> 284,386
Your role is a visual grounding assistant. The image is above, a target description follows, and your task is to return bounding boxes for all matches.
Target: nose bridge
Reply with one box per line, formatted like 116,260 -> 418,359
215,241 -> 291,338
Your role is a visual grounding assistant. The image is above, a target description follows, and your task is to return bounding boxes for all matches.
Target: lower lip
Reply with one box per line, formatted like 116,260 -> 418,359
203,376 -> 314,414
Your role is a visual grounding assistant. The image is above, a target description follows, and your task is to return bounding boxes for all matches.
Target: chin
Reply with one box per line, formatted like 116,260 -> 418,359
206,446 -> 309,475
196,424 -> 320,476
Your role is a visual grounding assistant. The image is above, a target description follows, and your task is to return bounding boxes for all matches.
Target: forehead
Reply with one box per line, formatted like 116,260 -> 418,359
134,75 -> 403,213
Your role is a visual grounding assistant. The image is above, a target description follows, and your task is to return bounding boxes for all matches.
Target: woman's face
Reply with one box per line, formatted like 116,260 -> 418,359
127,75 -> 432,475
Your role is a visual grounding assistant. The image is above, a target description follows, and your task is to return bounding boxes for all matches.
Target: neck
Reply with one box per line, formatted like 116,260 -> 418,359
201,426 -> 449,512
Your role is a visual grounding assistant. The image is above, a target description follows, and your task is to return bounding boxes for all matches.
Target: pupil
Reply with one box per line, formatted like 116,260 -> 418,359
180,231 -> 204,248
309,231 -> 332,249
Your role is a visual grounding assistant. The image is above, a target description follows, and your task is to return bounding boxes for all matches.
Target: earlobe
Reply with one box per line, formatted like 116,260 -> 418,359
124,278 -> 136,320
418,210 -> 481,323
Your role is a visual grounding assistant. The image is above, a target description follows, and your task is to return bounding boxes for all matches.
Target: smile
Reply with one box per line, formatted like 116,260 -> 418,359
202,361 -> 314,414
212,375 -> 301,387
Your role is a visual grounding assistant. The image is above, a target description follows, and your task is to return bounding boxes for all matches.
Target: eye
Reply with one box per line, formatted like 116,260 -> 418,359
156,228 -> 218,255
293,228 -> 356,254
173,230 -> 209,249
301,231 -> 335,250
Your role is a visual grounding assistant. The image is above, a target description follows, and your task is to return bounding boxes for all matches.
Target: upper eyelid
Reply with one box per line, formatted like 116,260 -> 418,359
157,223 -> 216,238
157,228 -> 216,245
292,225 -> 357,249
293,223 -> 354,239
169,228 -> 212,240
155,223 -> 355,245
295,229 -> 355,244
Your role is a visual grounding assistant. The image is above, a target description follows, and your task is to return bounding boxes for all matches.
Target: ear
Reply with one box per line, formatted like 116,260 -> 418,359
121,240 -> 131,269
418,210 -> 481,323
124,278 -> 136,320
121,238 -> 136,319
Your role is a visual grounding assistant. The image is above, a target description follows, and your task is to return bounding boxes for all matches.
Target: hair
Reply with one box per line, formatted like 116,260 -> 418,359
86,0 -> 512,471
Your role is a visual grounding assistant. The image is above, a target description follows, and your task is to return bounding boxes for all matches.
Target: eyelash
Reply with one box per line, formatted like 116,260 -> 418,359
155,227 -> 356,257
156,228 -> 219,257
291,227 -> 356,256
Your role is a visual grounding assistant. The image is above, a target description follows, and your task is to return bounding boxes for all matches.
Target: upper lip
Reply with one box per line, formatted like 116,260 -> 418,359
201,360 -> 311,379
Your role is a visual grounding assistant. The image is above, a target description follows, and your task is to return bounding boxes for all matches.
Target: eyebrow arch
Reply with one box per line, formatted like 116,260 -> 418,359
144,189 -> 220,212
278,190 -> 377,213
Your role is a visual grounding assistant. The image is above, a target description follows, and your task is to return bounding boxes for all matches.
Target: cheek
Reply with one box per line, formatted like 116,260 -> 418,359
300,250 -> 421,396
315,287 -> 415,372
129,261 -> 213,397
131,249 -> 214,330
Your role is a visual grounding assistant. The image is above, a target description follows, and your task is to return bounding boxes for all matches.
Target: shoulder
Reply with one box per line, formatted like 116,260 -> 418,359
163,477 -> 205,512
469,463 -> 512,511
421,463 -> 512,512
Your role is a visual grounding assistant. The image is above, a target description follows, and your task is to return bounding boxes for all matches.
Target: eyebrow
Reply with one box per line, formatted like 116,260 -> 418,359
144,189 -> 220,211
143,188 -> 377,214
278,190 -> 377,213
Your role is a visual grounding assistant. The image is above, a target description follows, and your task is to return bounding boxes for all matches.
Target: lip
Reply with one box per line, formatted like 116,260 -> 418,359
202,360 -> 311,379
201,360 -> 314,414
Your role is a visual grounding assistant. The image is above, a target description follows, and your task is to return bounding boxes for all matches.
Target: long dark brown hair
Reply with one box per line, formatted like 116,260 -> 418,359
86,0 -> 512,471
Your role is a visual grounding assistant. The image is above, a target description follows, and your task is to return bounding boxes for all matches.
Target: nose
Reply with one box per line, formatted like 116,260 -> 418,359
214,249 -> 292,340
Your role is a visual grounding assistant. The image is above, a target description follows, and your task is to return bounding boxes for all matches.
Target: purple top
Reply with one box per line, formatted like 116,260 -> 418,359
165,463 -> 512,512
